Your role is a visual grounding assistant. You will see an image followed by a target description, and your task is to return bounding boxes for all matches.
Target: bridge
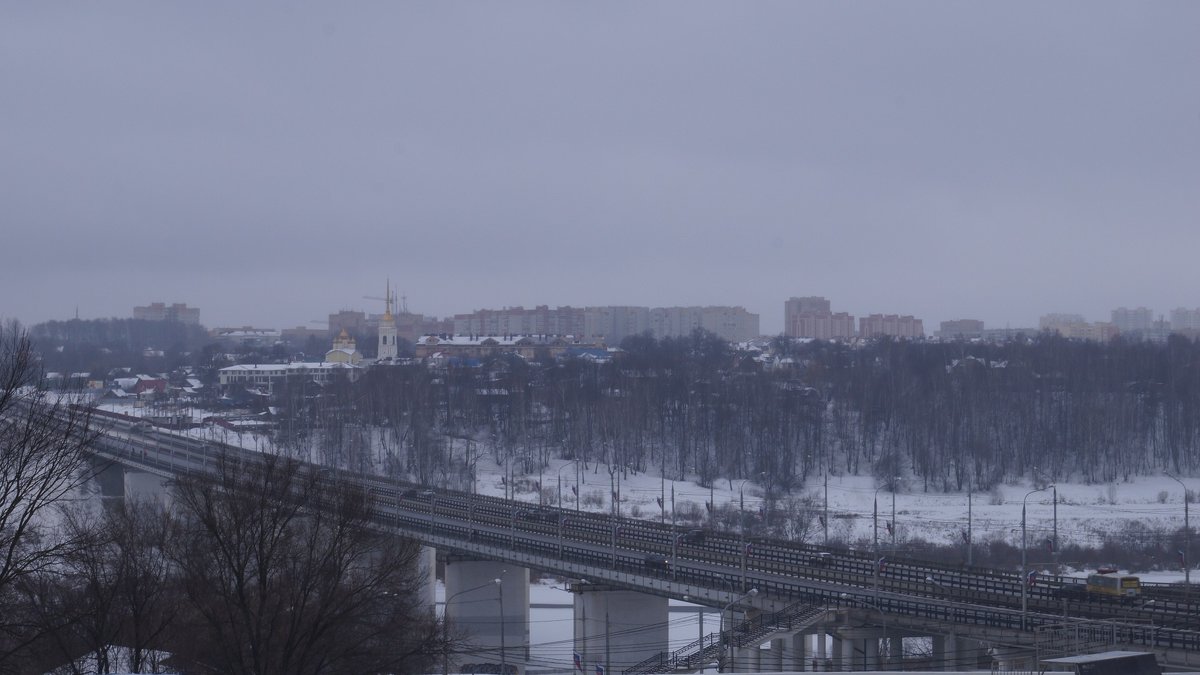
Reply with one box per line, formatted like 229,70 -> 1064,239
86,414 -> 1200,673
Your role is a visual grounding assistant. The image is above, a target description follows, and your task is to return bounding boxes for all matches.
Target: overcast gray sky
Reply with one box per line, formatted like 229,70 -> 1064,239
3,2 -> 1198,335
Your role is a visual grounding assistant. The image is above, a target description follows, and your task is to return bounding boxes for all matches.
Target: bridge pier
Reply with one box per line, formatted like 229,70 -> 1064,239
444,558 -> 529,675
572,583 -> 668,675
836,627 -> 878,672
417,545 -> 436,611
813,626 -> 829,671
91,457 -> 169,502
989,645 -> 1034,672
732,642 -> 760,672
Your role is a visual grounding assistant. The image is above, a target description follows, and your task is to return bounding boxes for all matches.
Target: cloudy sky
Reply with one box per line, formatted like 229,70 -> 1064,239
3,2 -> 1197,334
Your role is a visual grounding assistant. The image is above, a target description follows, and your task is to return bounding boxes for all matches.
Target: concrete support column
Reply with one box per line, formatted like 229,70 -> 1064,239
573,584 -> 668,675
829,634 -> 844,672
124,470 -> 169,501
838,634 -> 854,670
943,633 -> 960,671
989,646 -> 1033,672
93,458 -> 126,499
814,629 -> 828,671
733,643 -> 760,673
889,635 -> 903,664
864,632 -> 879,670
417,546 -> 437,611
932,634 -> 945,670
444,559 -> 529,675
777,633 -> 806,671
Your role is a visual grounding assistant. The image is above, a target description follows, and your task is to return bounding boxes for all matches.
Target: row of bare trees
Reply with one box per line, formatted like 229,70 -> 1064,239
272,331 -> 1200,497
2,326 -> 445,674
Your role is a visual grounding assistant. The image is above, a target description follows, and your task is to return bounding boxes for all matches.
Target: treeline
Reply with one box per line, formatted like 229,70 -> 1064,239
277,331 -> 1200,494
29,318 -> 213,375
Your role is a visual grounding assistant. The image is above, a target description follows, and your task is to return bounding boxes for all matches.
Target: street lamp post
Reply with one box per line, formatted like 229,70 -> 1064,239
495,576 -> 506,675
873,477 -> 900,554
1021,485 -> 1053,631
823,467 -> 829,547
873,477 -> 899,602
840,593 -> 889,669
558,459 -> 580,511
443,581 -> 501,675
1166,473 -> 1191,594
720,588 -> 758,673
1034,468 -> 1058,572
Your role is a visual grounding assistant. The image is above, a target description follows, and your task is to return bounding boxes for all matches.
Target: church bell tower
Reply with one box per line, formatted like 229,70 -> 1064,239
377,279 -> 399,361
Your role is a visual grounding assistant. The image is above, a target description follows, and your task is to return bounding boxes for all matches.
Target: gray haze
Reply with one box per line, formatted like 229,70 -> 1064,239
3,2 -> 1198,334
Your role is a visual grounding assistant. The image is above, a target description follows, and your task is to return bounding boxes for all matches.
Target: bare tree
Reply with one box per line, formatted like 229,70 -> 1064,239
167,453 -> 443,675
0,325 -> 99,670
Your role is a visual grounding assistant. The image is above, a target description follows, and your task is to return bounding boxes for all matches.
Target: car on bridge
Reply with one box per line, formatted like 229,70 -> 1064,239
679,529 -> 706,545
643,554 -> 671,572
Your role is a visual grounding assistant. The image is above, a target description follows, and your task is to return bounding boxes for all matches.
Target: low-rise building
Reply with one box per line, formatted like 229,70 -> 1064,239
218,362 -> 362,394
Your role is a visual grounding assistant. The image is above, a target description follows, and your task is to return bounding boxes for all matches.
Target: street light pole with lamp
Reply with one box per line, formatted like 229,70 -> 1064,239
558,459 -> 581,511
495,575 -> 507,675
873,477 -> 899,602
1021,485 -> 1053,631
719,588 -> 758,673
873,477 -> 900,554
443,580 -> 504,675
1033,467 -> 1059,571
840,593 -> 890,669
1166,473 -> 1191,595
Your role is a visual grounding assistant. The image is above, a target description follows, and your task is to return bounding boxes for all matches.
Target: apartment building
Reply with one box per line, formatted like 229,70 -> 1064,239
784,296 -> 856,340
937,319 -> 985,340
859,314 -> 924,339
1111,307 -> 1154,335
451,305 -> 759,344
133,302 -> 200,325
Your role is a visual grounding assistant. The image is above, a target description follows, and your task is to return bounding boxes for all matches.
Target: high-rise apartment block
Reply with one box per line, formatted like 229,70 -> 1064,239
451,305 -> 759,343
937,319 -> 985,340
784,296 -> 856,339
1111,307 -> 1154,335
328,310 -> 369,337
1171,308 -> 1200,332
133,302 -> 200,325
859,314 -> 924,339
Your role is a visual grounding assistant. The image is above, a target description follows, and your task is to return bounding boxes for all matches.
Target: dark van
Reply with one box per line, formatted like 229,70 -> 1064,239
643,554 -> 671,572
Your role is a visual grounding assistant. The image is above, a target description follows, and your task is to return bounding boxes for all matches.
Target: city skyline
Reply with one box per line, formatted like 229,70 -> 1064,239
3,3 -> 1197,335
14,291 -> 1200,340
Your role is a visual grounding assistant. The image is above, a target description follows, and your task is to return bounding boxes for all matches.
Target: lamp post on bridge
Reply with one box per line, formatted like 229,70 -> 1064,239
443,580 -> 502,675
1166,473 -> 1191,598
495,574 -> 506,675
873,477 -> 899,603
840,593 -> 891,669
1021,485 -> 1053,631
719,588 -> 758,673
558,459 -> 580,511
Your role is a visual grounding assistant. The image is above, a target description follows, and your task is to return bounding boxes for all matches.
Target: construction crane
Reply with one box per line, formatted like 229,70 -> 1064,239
362,292 -> 408,314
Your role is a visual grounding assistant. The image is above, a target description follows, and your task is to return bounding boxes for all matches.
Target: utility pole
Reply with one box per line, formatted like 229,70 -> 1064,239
823,469 -> 829,547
